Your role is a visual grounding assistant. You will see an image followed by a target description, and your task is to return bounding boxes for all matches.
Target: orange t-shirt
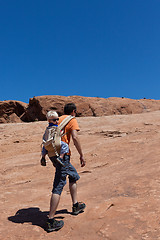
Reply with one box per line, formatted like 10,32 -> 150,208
59,115 -> 80,154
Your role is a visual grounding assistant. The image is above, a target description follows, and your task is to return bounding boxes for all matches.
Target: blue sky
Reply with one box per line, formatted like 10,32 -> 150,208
0,0 -> 160,103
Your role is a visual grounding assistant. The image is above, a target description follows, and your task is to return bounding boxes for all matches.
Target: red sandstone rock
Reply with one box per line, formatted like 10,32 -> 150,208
0,100 -> 27,123
22,96 -> 160,121
1,96 -> 160,123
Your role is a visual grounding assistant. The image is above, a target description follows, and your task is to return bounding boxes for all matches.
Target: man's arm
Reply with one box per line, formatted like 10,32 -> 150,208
71,129 -> 86,167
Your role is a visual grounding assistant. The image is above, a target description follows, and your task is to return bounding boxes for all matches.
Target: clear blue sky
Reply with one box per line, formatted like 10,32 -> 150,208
0,0 -> 160,103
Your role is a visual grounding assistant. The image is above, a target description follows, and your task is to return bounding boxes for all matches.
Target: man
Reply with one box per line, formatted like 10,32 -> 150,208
44,103 -> 86,232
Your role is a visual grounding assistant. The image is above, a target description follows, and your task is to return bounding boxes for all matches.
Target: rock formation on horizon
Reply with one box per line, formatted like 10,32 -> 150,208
1,95 -> 160,123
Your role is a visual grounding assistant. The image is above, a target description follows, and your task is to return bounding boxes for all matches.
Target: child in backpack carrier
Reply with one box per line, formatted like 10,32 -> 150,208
40,110 -> 69,167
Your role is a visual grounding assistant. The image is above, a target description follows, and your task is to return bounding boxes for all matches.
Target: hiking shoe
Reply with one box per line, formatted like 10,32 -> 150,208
40,157 -> 46,166
56,156 -> 65,167
46,218 -> 64,232
72,202 -> 86,215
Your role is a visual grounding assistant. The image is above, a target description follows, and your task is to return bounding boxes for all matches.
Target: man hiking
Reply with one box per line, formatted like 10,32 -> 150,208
41,103 -> 86,232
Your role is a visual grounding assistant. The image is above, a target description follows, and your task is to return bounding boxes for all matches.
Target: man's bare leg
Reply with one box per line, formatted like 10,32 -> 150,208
49,193 -> 60,219
69,182 -> 78,204
69,181 -> 86,215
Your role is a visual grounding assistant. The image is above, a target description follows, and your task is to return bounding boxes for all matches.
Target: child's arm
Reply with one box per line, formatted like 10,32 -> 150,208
41,146 -> 48,166
42,146 -> 48,157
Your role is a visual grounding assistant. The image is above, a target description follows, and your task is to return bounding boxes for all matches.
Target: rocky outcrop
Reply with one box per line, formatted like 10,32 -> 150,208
0,100 -> 28,123
21,96 -> 160,122
1,96 -> 160,123
20,95 -> 95,122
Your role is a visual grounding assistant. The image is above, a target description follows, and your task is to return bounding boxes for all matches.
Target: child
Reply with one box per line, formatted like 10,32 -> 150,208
40,110 -> 69,167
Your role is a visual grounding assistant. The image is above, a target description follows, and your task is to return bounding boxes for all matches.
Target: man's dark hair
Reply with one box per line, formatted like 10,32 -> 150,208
64,103 -> 77,115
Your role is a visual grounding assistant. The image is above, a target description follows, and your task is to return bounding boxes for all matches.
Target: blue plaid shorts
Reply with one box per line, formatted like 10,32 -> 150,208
50,155 -> 80,195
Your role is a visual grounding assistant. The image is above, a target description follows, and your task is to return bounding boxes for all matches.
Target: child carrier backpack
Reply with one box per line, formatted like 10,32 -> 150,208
42,115 -> 74,157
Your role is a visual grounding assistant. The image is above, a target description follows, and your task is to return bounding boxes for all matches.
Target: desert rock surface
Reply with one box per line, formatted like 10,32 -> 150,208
1,111 -> 160,239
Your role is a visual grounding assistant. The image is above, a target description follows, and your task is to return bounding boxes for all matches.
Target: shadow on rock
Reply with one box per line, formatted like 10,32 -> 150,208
8,207 -> 71,231
8,207 -> 49,230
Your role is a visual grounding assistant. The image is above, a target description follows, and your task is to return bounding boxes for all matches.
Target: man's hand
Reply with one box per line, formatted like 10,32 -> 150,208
40,157 -> 46,166
80,156 -> 86,167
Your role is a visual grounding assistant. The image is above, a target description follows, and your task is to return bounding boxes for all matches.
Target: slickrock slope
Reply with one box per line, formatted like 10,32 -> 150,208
1,111 -> 160,239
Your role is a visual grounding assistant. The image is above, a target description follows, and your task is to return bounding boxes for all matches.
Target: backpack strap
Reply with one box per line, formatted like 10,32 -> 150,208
58,115 -> 75,131
51,115 -> 75,157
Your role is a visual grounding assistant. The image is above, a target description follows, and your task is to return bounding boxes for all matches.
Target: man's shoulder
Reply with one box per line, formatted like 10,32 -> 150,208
59,115 -> 77,122
59,115 -> 70,123
59,115 -> 68,120
59,115 -> 79,130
